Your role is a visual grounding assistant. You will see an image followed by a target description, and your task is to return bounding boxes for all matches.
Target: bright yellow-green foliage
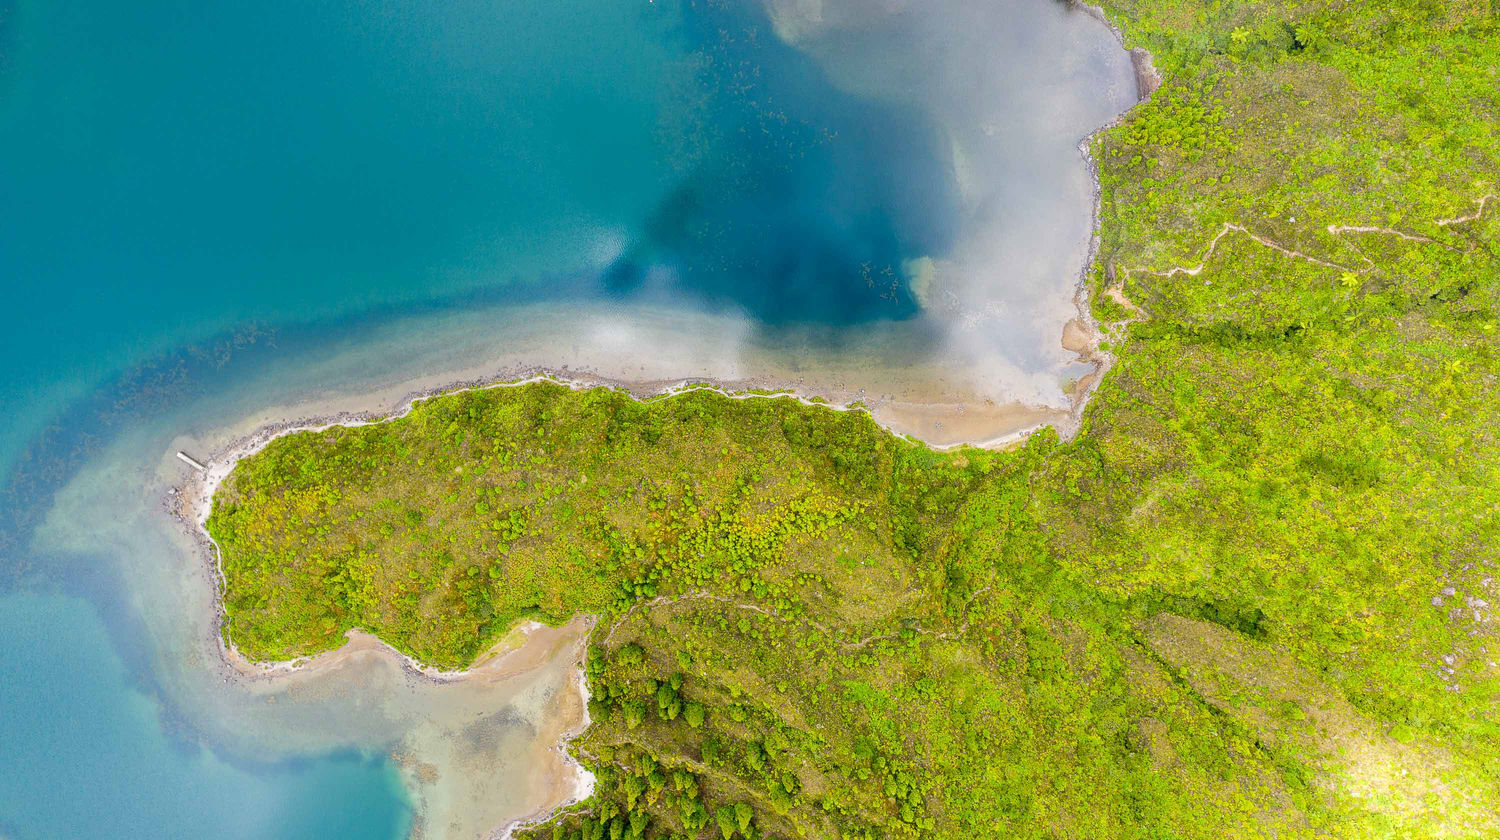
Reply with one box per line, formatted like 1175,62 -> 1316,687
209,1 -> 1500,838
210,385 -> 885,667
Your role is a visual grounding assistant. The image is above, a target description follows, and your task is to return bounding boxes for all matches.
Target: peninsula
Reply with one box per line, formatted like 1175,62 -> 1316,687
204,0 -> 1500,837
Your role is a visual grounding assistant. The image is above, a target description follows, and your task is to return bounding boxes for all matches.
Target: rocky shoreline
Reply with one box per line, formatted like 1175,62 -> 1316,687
1060,1 -> 1159,449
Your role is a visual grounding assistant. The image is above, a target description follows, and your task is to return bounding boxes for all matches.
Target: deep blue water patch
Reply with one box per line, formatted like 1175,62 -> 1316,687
601,0 -> 957,324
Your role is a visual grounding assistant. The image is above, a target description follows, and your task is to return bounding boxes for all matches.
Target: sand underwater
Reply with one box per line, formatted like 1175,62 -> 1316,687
0,0 -> 1138,836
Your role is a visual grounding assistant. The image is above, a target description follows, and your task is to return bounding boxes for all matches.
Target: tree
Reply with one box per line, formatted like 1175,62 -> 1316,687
623,699 -> 645,730
622,774 -> 645,809
684,701 -> 706,729
716,805 -> 737,840
616,643 -> 644,667
735,802 -> 753,835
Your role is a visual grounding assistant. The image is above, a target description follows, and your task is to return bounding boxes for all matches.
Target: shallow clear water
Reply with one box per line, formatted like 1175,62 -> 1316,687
0,592 -> 412,839
0,1 -> 1135,836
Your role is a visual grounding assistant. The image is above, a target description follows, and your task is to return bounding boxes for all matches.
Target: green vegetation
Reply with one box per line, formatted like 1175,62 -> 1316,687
207,1 -> 1500,837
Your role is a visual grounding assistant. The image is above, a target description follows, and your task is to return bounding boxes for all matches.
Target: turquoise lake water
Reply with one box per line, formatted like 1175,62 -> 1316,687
0,0 -> 1135,836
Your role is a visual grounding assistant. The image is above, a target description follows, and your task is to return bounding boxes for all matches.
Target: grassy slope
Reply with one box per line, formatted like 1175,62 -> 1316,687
207,1 -> 1500,838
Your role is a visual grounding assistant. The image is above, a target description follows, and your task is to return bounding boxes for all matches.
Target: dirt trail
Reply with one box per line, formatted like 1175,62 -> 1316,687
1100,193 -> 1496,325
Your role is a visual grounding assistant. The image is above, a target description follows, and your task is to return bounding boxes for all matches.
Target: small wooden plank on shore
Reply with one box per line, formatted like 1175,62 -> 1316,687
176,451 -> 208,472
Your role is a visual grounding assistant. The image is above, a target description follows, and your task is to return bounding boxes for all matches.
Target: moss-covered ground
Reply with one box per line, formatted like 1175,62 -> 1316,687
207,1 -> 1500,837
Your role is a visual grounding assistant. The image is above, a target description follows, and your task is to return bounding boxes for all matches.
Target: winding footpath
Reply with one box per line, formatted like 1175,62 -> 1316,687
1099,192 -> 1495,326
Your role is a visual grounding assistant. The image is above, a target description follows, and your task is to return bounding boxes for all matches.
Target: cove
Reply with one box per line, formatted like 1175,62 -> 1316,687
0,0 -> 1137,837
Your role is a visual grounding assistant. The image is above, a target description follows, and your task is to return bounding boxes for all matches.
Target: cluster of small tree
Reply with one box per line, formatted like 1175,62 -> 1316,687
536,747 -> 775,840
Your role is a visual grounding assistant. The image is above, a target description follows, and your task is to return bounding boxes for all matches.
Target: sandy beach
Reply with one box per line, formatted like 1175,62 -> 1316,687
161,336 -> 1102,836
